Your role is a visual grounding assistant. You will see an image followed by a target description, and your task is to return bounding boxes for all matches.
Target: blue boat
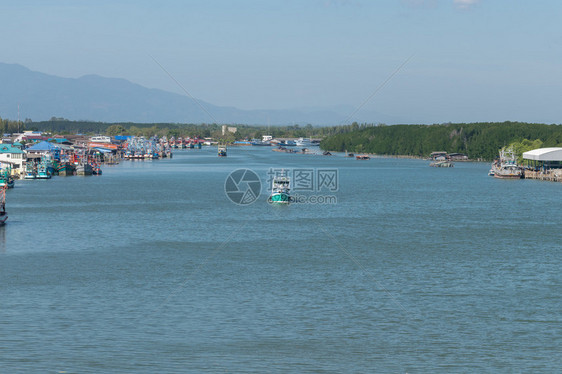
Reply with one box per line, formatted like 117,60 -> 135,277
251,140 -> 271,146
278,140 -> 296,147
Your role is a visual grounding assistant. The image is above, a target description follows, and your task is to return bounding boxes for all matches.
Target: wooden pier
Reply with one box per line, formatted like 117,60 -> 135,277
523,169 -> 562,182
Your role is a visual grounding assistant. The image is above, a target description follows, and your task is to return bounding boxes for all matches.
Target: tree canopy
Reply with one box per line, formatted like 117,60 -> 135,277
319,122 -> 562,160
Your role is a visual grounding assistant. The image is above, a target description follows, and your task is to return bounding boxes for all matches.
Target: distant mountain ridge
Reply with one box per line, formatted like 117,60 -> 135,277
0,62 -> 404,125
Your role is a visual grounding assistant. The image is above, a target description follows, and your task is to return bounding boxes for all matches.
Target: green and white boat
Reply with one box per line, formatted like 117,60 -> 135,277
268,175 -> 291,204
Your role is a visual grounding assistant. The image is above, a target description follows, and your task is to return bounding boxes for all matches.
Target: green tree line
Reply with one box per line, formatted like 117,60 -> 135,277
319,122 -> 562,160
11,119 -> 562,160
23,119 -> 346,140
0,118 -> 24,134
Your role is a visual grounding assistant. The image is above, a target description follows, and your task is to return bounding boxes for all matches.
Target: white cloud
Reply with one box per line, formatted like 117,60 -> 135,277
454,0 -> 480,9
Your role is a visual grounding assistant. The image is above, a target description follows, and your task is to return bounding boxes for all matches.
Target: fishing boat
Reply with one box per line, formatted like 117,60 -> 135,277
491,147 -> 523,179
36,164 -> 51,179
24,162 -> 37,179
76,163 -> 93,176
57,162 -> 76,176
268,174 -> 291,204
356,155 -> 370,160
36,158 -> 52,179
218,144 -> 227,157
0,186 -> 7,226
75,152 -> 93,176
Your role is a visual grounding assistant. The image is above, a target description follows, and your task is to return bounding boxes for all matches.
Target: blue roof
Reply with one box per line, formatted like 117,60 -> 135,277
26,141 -> 61,151
0,144 -> 25,154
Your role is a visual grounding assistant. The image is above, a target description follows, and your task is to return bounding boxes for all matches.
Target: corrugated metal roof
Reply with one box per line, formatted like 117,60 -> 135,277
522,147 -> 562,161
0,145 -> 24,154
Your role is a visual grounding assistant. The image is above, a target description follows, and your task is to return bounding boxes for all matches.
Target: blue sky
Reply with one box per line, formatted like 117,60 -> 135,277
3,0 -> 562,124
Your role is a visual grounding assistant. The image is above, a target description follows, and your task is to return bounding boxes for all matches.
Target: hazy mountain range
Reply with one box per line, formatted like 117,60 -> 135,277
0,62 -> 408,125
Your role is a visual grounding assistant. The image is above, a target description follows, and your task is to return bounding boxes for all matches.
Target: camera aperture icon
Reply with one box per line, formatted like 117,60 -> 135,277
225,168 -> 261,205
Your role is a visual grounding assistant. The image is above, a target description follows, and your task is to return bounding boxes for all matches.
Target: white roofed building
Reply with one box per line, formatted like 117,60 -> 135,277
522,147 -> 562,169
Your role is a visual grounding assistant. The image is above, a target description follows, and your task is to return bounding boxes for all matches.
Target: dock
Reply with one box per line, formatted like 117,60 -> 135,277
523,169 -> 562,182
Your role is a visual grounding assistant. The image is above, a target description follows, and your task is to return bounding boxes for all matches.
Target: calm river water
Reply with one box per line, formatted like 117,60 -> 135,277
1,147 -> 560,373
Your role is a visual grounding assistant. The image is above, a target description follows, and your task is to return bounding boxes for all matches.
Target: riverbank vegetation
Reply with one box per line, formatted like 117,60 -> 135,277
8,118 -> 562,161
21,118 -> 348,140
319,122 -> 562,160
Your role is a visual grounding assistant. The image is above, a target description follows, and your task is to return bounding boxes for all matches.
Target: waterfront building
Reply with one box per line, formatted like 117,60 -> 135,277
522,147 -> 562,169
0,144 -> 25,173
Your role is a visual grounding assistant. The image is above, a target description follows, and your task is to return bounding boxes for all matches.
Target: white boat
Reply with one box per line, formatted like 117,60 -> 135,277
295,138 -> 312,147
491,147 -> 523,179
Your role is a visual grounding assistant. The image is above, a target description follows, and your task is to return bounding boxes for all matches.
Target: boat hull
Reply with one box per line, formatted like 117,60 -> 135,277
57,164 -> 76,176
269,192 -> 290,204
76,164 -> 93,176
0,180 -> 15,188
493,173 -> 522,179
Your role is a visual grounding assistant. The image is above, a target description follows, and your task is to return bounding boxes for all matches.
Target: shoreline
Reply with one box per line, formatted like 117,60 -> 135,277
325,150 -> 487,162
